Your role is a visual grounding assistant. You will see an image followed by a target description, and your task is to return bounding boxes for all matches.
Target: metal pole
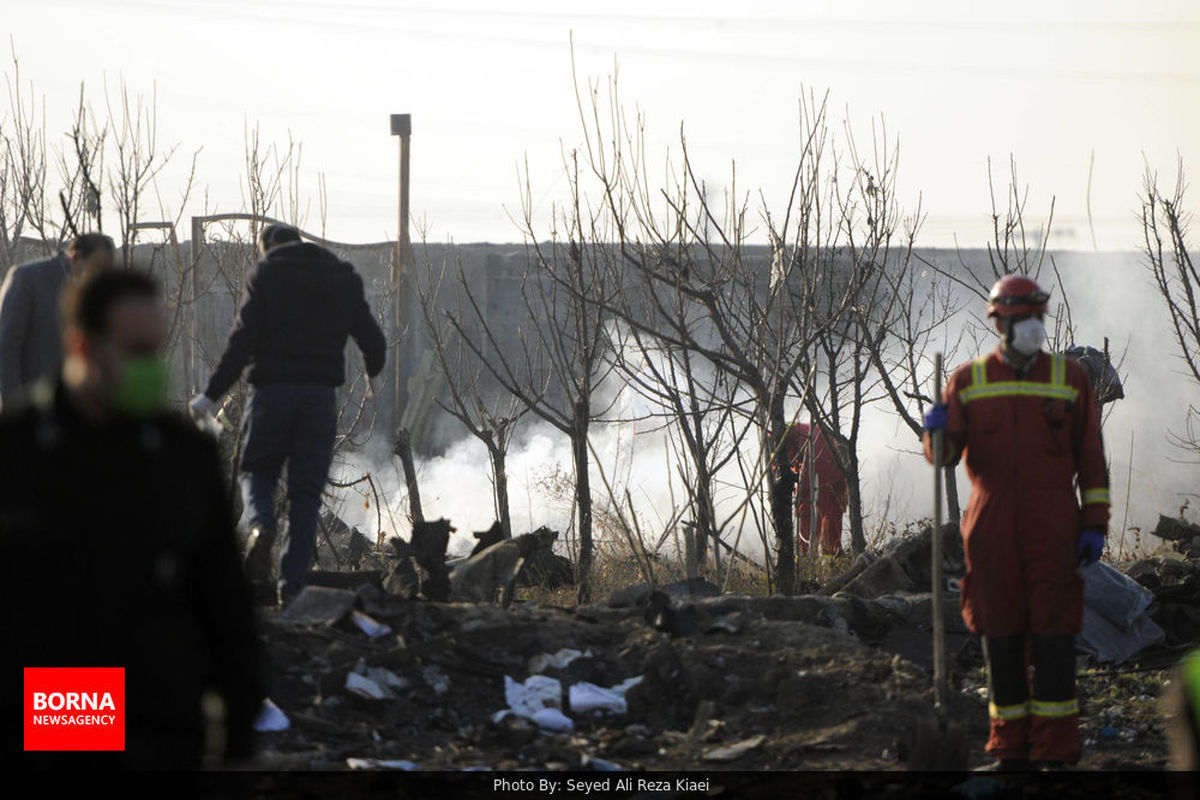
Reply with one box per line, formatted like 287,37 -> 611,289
189,216 -> 204,395
390,114 -> 412,433
931,353 -> 947,715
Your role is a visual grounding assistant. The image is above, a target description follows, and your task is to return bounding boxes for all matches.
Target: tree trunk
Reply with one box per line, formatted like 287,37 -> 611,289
767,399 -> 797,595
489,444 -> 513,539
694,466 -> 718,584
393,427 -> 424,526
572,403 -> 593,604
846,450 -> 866,555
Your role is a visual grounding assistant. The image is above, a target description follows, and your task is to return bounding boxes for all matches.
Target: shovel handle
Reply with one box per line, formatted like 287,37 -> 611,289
931,353 -> 947,714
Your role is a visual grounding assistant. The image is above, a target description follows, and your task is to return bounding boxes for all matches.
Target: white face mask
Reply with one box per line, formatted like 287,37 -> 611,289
1008,317 -> 1046,356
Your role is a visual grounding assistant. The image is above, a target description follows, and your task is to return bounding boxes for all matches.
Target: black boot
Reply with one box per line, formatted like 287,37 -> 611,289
244,524 -> 276,583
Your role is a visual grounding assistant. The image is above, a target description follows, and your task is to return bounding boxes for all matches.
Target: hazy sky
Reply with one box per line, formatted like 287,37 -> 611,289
6,0 -> 1200,247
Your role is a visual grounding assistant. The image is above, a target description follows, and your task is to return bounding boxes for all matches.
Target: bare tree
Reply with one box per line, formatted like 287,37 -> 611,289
548,64 -> 855,594
1142,159 -> 1200,458
924,158 -> 1077,350
416,247 -> 529,539
791,115 -> 921,557
105,80 -> 179,268
0,49 -> 52,266
56,85 -> 106,238
865,242 -> 967,521
605,314 -> 757,588
445,148 -> 621,603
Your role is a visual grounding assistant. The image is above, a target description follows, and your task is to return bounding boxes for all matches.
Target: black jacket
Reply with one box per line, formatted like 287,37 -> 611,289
205,241 -> 387,400
0,386 -> 263,768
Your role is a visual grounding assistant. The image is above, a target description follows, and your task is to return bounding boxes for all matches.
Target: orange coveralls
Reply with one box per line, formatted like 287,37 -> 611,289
785,423 -> 847,556
923,349 -> 1109,763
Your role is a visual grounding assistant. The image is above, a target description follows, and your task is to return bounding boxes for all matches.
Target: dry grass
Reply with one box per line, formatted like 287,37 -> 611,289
521,527 -> 774,607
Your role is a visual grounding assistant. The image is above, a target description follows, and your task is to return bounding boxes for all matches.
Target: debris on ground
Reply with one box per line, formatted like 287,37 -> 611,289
246,516 -> 1200,771
1077,562 -> 1165,664
254,698 -> 290,732
254,562 -> 989,770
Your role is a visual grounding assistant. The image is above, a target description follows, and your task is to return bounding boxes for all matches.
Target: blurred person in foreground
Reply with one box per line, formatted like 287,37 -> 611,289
190,223 -> 386,606
0,233 -> 115,409
0,268 -> 262,769
923,275 -> 1109,771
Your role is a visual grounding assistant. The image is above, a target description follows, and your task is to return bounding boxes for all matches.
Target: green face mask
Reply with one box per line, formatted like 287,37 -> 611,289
112,356 -> 169,417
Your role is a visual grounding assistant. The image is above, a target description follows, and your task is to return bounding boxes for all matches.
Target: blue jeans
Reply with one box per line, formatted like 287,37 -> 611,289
239,383 -> 337,599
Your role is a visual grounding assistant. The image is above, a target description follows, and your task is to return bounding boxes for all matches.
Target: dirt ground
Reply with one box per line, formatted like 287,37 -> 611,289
249,581 -> 1180,774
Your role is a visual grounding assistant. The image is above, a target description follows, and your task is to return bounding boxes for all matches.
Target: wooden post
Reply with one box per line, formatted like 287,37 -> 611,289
390,114 -> 412,434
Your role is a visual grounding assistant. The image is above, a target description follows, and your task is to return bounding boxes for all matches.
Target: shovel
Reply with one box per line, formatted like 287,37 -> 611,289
909,352 -> 968,770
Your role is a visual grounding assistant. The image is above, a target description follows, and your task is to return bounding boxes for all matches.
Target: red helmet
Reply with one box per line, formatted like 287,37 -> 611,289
987,275 -> 1049,318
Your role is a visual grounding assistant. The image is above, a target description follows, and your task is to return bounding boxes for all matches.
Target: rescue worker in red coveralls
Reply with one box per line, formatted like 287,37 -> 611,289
784,422 -> 847,555
922,275 -> 1109,771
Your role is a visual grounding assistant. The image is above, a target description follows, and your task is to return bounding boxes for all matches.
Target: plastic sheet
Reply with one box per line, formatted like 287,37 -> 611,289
1081,561 -> 1154,631
1077,606 -> 1166,664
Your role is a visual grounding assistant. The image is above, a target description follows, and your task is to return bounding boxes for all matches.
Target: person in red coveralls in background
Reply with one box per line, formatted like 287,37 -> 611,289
922,275 -> 1109,771
784,421 -> 847,556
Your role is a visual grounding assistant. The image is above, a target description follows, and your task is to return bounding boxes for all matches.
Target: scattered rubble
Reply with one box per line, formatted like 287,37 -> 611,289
247,516 -> 1200,770
253,566 -> 988,770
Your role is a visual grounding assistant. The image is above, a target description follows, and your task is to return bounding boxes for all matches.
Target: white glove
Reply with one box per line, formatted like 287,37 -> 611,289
366,377 -> 379,400
189,394 -> 215,419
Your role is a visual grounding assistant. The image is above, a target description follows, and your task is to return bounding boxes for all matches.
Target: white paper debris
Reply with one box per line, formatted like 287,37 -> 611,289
527,648 -> 586,673
532,707 -> 574,732
253,698 -> 290,732
494,674 -> 570,731
367,667 -> 409,692
344,659 -> 409,699
346,758 -> 419,770
569,676 -> 644,715
346,671 -> 388,699
351,610 -> 394,639
505,675 -> 562,716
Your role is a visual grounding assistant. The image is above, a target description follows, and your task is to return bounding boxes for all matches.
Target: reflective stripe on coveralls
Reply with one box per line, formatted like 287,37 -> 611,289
1031,698 -> 1080,718
989,701 -> 1030,721
961,353 -> 1107,512
960,353 -> 1078,404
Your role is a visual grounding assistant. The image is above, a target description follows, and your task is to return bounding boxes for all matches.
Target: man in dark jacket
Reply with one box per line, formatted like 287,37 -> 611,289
0,269 -> 262,769
190,223 -> 386,603
0,233 -> 114,408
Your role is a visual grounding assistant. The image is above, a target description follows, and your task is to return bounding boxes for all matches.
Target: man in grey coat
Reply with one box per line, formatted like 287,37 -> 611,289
0,233 -> 114,409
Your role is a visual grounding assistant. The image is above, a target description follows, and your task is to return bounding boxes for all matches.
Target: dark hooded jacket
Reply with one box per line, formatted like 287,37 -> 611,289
0,385 -> 263,768
204,241 -> 386,400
